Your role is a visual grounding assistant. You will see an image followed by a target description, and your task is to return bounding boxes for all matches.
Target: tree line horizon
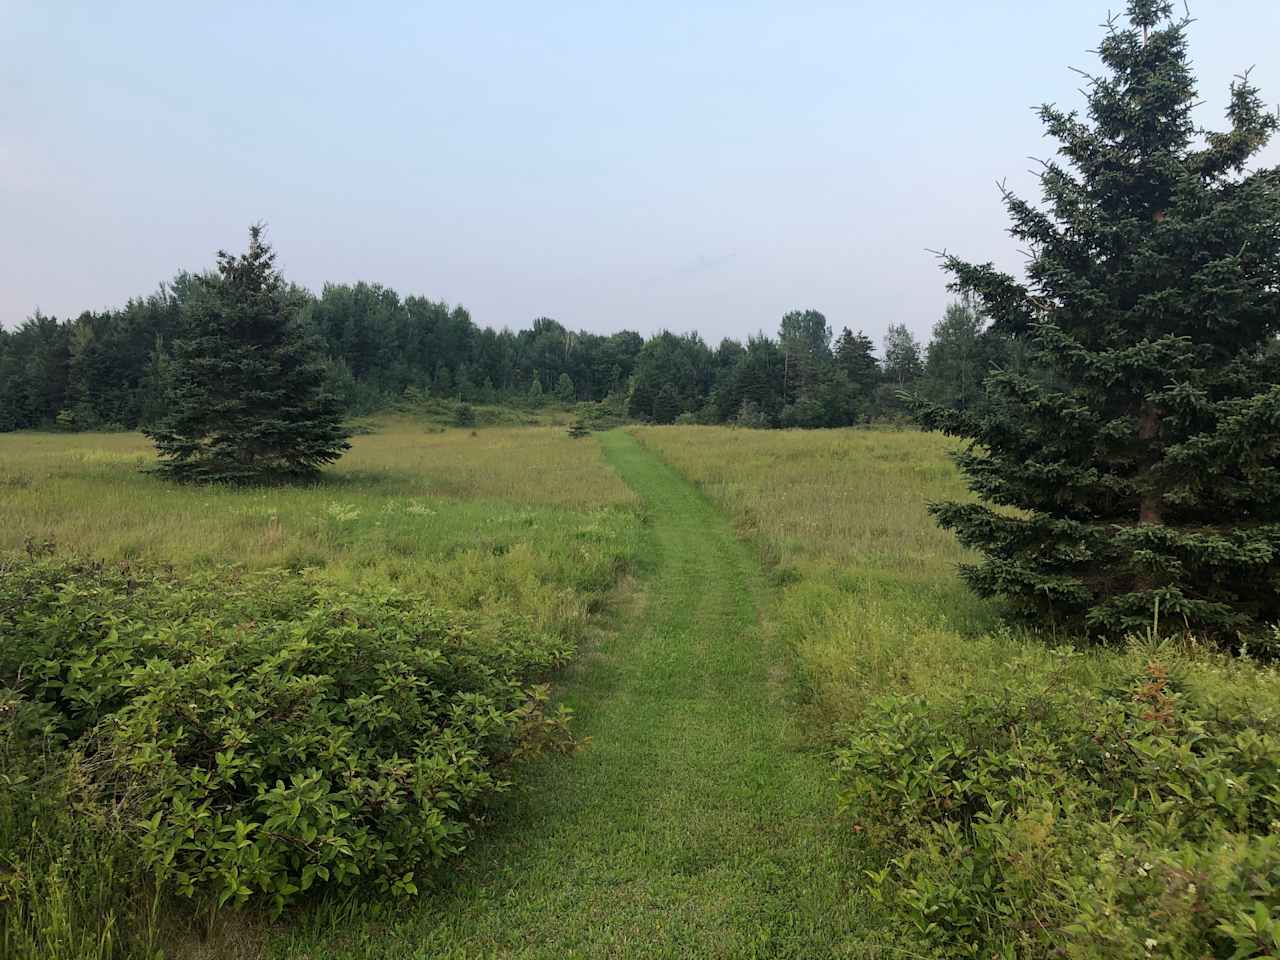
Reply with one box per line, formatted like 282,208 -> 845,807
0,253 -> 1008,433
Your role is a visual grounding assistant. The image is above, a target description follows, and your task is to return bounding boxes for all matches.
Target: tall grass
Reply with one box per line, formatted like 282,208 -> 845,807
634,426 -> 1280,954
0,418 -> 643,960
0,419 -> 640,626
631,425 -> 998,723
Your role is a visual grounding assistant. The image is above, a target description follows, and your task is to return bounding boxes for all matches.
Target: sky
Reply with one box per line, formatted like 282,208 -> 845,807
3,1 -> 1279,349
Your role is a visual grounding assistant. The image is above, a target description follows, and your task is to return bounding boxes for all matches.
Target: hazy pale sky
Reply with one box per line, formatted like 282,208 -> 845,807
3,1 -> 1278,347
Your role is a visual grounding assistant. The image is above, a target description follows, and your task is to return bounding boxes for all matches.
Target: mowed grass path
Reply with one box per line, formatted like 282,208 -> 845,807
268,430 -> 887,959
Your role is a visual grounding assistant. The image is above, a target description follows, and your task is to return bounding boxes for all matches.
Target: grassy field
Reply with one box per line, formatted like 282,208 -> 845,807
6,420 -> 1280,958
0,417 -> 636,551
267,430 -> 893,959
0,419 -> 643,960
633,425 -> 1280,956
0,419 -> 638,636
630,425 -> 997,724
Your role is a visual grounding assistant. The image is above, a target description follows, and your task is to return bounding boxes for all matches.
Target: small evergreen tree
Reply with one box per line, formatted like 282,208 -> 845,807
432,363 -> 453,399
555,372 -> 576,405
912,2 -> 1280,641
567,417 -> 591,439
780,397 -> 826,429
526,374 -> 544,408
145,226 -> 350,483
455,363 -> 475,401
734,398 -> 770,429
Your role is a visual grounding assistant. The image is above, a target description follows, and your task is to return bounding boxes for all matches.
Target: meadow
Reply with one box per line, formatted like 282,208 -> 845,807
5,420 -> 1280,958
0,418 -> 639,633
631,426 -> 995,723
0,419 -> 642,959
634,426 -> 1280,957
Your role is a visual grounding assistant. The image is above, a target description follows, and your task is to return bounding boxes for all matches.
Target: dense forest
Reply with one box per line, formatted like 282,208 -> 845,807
0,268 -> 1018,432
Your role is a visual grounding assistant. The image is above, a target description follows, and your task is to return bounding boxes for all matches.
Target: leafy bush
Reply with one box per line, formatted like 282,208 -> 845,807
0,556 -> 579,923
836,644 -> 1280,957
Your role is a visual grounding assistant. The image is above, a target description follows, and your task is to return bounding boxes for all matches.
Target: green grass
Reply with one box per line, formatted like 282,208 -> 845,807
630,426 -> 1280,955
630,425 -> 999,726
14,420 -> 1274,956
0,420 -> 639,640
0,420 -> 644,960
264,430 -> 893,959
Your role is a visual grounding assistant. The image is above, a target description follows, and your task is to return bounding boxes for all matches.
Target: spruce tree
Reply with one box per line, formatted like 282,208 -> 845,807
912,2 -> 1280,642
834,327 -> 880,391
145,226 -> 350,483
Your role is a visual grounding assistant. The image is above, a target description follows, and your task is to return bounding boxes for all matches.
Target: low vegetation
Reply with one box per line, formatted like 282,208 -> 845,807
634,425 -> 1280,957
0,419 -> 641,959
0,419 -> 636,581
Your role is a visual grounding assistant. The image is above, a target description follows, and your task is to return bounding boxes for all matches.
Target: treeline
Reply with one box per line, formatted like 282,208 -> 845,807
0,271 -> 1016,432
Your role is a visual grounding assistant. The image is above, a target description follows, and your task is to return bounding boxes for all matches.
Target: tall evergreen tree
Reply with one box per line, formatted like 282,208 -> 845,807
912,2 -> 1280,641
145,226 -> 350,483
526,373 -> 544,408
833,328 -> 880,389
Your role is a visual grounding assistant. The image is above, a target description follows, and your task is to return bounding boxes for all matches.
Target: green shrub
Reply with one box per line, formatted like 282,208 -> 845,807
0,556 -> 579,922
836,645 -> 1280,957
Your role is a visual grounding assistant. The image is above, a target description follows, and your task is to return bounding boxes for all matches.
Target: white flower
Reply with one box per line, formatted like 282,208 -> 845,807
1145,938 -> 1158,950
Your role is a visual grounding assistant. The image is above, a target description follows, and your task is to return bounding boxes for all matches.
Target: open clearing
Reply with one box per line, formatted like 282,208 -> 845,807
6,422 -> 1279,958
268,429 -> 889,959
